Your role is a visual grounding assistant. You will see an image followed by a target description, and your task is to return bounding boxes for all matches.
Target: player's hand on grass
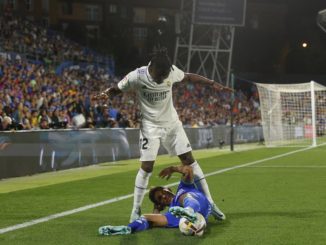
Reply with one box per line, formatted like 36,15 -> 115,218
169,206 -> 197,222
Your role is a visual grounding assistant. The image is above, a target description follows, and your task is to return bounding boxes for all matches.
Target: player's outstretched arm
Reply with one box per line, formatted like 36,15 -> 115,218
93,87 -> 122,100
183,73 -> 233,92
159,165 -> 194,183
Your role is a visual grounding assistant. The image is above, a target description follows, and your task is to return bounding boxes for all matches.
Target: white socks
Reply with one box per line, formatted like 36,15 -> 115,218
190,161 -> 214,204
133,168 -> 152,210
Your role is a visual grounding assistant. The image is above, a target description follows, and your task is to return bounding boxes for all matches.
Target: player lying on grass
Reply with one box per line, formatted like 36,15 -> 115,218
98,165 -> 213,236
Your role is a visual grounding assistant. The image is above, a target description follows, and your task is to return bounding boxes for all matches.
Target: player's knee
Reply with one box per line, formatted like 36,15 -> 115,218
178,152 -> 195,165
141,161 -> 154,173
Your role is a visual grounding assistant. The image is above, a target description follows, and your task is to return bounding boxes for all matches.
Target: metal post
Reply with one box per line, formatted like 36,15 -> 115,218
310,81 -> 317,147
230,72 -> 235,151
186,0 -> 196,72
226,26 -> 235,87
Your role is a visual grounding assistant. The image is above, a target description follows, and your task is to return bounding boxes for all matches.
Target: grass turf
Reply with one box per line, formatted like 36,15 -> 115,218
0,144 -> 326,244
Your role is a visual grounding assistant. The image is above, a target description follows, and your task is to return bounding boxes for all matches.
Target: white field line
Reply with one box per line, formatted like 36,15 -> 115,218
0,144 -> 324,235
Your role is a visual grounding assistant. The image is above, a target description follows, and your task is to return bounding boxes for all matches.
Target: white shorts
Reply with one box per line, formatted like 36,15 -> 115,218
139,121 -> 192,161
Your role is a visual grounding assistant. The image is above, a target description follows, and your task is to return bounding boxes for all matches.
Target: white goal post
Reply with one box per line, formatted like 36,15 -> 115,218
256,81 -> 326,147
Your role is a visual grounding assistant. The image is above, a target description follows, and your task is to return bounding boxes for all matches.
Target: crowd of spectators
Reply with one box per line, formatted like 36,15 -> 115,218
0,15 -> 110,68
0,16 -> 261,131
0,54 -> 261,131
0,56 -> 122,131
173,82 -> 261,127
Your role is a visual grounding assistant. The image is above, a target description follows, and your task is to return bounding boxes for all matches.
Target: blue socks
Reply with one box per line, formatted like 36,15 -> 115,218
128,217 -> 150,233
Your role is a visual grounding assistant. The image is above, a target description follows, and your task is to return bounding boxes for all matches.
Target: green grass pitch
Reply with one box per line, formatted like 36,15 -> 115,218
1,144 -> 326,245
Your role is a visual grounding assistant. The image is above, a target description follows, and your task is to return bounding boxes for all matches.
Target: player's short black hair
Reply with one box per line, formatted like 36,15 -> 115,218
149,186 -> 164,205
149,46 -> 173,78
149,186 -> 173,204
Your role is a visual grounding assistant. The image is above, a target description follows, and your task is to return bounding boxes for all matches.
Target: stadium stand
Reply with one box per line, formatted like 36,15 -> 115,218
0,17 -> 261,131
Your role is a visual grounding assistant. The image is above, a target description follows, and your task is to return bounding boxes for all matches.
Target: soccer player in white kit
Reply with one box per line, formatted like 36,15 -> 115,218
95,47 -> 230,222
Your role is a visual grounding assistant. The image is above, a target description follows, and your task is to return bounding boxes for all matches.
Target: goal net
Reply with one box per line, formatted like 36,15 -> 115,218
317,9 -> 326,33
256,81 -> 326,147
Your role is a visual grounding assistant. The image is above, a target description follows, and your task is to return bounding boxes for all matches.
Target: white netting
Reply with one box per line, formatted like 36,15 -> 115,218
256,82 -> 326,147
317,9 -> 326,33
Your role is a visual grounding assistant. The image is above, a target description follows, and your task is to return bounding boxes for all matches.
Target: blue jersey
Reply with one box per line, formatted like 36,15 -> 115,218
164,181 -> 211,228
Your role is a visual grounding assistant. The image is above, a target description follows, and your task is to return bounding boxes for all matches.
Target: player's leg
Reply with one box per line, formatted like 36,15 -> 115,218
99,214 -> 168,235
162,122 -> 215,204
178,152 -> 213,202
130,161 -> 154,222
162,122 -> 225,220
129,214 -> 168,232
99,216 -> 150,236
179,151 -> 225,220
130,129 -> 160,222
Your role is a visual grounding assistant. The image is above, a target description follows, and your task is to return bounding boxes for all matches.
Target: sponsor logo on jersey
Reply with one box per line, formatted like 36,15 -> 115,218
166,81 -> 171,87
142,90 -> 169,103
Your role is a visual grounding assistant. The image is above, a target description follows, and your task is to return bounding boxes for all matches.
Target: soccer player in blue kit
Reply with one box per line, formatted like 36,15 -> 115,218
98,165 -> 212,235
95,47 -> 230,222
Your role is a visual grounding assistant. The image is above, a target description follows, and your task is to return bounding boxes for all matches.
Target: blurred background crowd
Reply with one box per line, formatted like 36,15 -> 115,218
0,16 -> 261,131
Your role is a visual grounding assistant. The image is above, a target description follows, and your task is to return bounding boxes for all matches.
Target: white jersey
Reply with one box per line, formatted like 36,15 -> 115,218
117,64 -> 185,127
